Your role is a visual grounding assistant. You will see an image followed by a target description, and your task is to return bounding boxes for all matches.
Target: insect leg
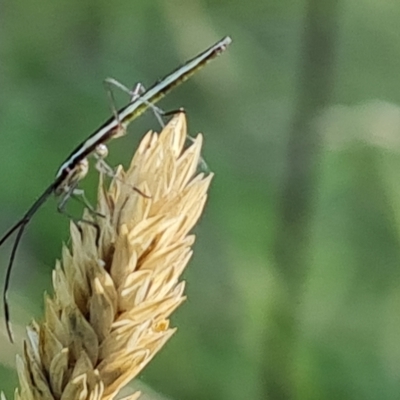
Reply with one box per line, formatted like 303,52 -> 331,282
104,79 -> 207,170
57,183 -> 101,245
93,144 -> 150,199
71,188 -> 105,218
104,78 -> 166,128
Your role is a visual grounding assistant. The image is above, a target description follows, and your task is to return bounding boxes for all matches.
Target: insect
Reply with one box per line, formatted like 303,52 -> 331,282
0,36 -> 232,342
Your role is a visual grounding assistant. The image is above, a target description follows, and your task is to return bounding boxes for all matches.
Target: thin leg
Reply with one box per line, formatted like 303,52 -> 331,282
157,108 -> 209,172
95,157 -> 150,199
104,78 -> 166,127
102,78 -> 128,139
57,185 -> 101,245
104,78 -> 143,101
103,79 -> 120,124
104,79 -> 208,171
71,188 -> 105,218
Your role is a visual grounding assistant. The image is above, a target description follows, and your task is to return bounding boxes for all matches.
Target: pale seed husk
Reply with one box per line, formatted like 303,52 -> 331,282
4,113 -> 211,400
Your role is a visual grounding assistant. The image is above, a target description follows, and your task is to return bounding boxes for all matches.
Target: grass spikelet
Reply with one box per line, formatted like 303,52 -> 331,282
8,113 -> 212,400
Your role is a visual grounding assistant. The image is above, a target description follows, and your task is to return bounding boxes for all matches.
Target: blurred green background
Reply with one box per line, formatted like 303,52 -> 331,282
1,0 -> 400,399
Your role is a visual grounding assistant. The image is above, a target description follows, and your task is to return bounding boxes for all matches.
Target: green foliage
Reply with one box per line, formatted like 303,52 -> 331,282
1,0 -> 400,399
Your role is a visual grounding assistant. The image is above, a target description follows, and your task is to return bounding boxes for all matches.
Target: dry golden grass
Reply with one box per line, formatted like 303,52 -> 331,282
4,113 -> 212,400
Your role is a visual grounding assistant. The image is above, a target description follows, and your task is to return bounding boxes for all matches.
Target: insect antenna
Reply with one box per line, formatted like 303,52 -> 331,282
3,221 -> 29,342
1,183 -> 56,342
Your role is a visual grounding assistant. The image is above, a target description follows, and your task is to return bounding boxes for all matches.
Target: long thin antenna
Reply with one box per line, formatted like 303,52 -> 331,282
2,183 -> 56,341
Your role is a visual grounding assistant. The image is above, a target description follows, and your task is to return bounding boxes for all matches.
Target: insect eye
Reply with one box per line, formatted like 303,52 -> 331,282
95,144 -> 109,159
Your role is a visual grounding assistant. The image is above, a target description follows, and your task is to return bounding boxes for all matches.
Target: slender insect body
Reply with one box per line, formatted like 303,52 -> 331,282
56,36 -> 231,181
0,36 -> 232,342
